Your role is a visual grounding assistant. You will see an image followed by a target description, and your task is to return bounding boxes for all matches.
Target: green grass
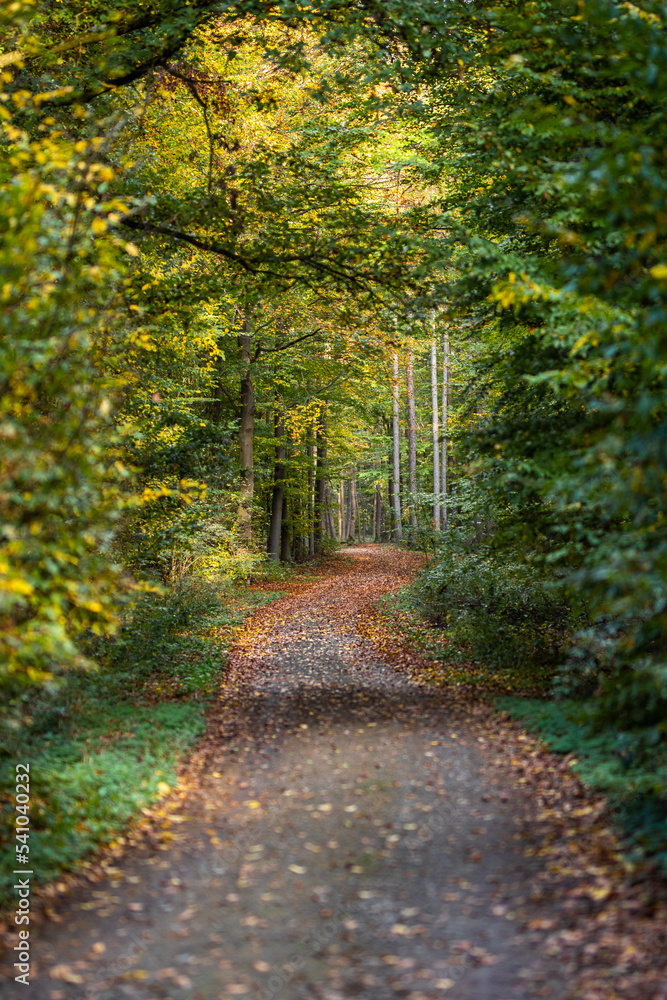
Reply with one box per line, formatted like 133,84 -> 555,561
497,696 -> 667,872
0,578 -> 281,911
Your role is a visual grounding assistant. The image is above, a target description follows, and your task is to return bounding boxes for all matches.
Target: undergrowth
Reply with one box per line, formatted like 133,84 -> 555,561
375,586 -> 555,694
0,576 -> 281,912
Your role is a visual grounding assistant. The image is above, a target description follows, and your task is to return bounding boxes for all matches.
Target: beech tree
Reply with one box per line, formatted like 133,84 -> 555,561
5,0 -> 667,754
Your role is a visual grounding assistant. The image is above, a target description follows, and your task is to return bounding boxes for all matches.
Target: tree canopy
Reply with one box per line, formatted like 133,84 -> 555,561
2,0 -> 667,762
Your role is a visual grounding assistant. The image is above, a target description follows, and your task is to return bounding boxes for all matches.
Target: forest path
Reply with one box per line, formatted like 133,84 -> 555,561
1,547 -> 660,1000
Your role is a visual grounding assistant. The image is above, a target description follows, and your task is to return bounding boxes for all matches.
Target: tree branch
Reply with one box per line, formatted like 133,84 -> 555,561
253,329 -> 324,360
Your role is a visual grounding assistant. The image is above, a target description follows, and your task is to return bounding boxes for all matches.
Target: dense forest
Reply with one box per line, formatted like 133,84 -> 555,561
1,0 -> 667,887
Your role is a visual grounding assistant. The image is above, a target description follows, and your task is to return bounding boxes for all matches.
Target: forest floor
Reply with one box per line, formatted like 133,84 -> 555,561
1,546 -> 666,1000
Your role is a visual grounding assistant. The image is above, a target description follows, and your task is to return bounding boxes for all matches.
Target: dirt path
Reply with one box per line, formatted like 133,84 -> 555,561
1,547 -> 665,1000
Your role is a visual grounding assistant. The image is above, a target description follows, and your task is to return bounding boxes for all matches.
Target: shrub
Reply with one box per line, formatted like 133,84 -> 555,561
417,546 -> 575,682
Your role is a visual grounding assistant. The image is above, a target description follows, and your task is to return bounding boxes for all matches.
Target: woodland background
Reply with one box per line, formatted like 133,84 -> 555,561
1,0 -> 667,899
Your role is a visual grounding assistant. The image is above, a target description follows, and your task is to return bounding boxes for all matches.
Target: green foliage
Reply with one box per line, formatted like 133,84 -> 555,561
97,576 -> 277,694
406,0 -> 667,732
0,93 -> 136,724
417,545 -> 574,685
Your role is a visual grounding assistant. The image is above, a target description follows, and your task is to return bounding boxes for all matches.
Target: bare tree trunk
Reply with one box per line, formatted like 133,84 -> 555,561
267,397 -> 285,560
325,485 -> 336,538
314,411 -> 327,555
392,351 -> 403,540
375,485 -> 382,541
338,481 -> 344,540
387,472 -> 394,539
354,473 -> 360,542
430,336 -> 441,531
349,472 -> 357,541
280,495 -> 291,561
237,312 -> 255,542
406,351 -> 417,529
307,432 -> 315,557
441,329 -> 449,528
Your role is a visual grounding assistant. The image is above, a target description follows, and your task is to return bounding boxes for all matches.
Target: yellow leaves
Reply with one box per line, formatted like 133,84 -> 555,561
81,600 -> 103,613
288,863 -> 306,874
121,969 -> 148,981
0,576 -> 34,595
50,965 -> 84,984
570,331 -> 600,355
157,781 -> 171,796
91,217 -> 107,235
585,884 -> 612,902
649,264 -> 667,280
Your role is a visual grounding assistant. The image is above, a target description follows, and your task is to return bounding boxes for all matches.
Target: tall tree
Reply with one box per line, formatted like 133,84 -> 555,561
314,411 -> 327,555
391,351 -> 403,540
441,331 -> 449,528
430,338 -> 441,531
406,352 -> 418,529
237,312 -> 254,542
267,397 -> 285,560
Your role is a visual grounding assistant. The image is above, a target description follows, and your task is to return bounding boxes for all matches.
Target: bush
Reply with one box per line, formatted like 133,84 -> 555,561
417,546 -> 575,683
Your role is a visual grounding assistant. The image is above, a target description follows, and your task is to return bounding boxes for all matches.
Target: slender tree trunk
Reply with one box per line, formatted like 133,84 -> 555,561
325,485 -> 336,538
280,495 -> 291,561
406,351 -> 417,529
338,481 -> 344,539
387,472 -> 394,540
392,351 -> 403,540
441,329 -> 449,528
430,336 -> 441,531
267,398 -> 285,560
349,473 -> 357,541
375,485 -> 382,541
307,432 -> 315,557
314,411 -> 327,554
237,312 -> 255,542
354,473 -> 361,542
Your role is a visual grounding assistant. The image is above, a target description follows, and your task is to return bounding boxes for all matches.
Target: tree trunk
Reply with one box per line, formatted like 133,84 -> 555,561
355,473 -> 360,542
308,433 -> 315,557
314,411 -> 327,554
267,398 -> 285,560
430,336 -> 441,531
392,351 -> 403,540
325,485 -> 336,539
406,351 -> 417,529
280,495 -> 291,562
441,329 -> 449,528
237,312 -> 255,543
348,473 -> 357,541
338,481 -> 344,540
387,472 -> 394,540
